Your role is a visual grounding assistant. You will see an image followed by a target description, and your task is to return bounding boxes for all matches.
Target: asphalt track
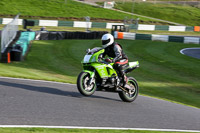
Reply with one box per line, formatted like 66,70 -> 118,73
180,48 -> 200,59
0,77 -> 200,131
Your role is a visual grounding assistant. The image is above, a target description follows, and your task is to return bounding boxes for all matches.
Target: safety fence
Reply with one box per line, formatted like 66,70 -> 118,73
114,31 -> 200,44
0,18 -> 199,32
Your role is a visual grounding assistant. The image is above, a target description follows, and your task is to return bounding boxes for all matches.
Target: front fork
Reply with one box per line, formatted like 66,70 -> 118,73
83,70 -> 95,85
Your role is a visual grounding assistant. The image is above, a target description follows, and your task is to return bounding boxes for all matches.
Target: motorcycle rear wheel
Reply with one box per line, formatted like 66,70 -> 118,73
118,77 -> 139,102
77,72 -> 96,96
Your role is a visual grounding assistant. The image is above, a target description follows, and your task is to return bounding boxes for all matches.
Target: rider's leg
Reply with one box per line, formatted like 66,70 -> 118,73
114,59 -> 128,86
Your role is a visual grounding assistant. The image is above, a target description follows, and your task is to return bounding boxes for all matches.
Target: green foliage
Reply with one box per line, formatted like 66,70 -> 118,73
0,39 -> 200,108
115,2 -> 200,26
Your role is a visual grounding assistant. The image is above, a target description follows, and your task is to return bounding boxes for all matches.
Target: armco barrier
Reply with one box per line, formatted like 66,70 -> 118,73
39,20 -> 58,27
136,33 -> 151,40
114,31 -> 200,44
155,25 -> 169,31
0,18 -> 2,24
169,26 -> 186,32
152,34 -> 169,42
73,21 -> 92,28
138,24 -> 155,31
184,37 -> 200,44
168,36 -> 184,43
92,22 -> 107,28
0,17 -> 198,32
2,18 -> 23,25
58,21 -> 73,27
11,31 -> 35,61
186,26 -> 194,31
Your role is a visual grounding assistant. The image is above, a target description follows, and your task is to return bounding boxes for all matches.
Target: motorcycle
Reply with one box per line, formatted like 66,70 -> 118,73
77,47 -> 139,102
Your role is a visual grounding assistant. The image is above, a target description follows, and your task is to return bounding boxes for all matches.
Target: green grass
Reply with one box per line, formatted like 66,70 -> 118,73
114,2 -> 200,26
0,39 -> 200,108
0,0 -> 153,23
0,128 -> 197,133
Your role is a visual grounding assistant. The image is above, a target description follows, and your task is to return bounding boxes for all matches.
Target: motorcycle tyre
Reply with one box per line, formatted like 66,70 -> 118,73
118,77 -> 139,102
77,72 -> 96,96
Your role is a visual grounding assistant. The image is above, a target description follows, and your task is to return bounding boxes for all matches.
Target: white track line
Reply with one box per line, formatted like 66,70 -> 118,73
0,76 -> 74,86
0,125 -> 200,132
180,48 -> 200,55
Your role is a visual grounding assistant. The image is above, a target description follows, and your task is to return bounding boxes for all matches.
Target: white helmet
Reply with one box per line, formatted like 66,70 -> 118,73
101,33 -> 114,48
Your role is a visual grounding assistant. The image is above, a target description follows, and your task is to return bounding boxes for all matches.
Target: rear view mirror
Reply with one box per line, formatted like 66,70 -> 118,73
86,48 -> 90,53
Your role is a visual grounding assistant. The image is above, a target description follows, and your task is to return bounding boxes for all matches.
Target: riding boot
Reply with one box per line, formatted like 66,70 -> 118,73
124,75 -> 128,84
123,75 -> 132,90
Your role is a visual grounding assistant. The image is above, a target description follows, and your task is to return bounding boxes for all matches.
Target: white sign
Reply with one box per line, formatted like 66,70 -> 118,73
104,1 -> 115,9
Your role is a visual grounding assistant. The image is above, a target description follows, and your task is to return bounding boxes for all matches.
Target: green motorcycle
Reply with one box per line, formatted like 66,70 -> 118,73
77,47 -> 139,102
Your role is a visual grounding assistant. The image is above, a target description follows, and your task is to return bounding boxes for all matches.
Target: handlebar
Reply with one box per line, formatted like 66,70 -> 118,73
98,54 -> 113,65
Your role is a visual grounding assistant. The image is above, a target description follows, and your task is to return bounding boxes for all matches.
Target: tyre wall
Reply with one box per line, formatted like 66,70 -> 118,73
11,32 -> 35,61
36,31 -> 108,40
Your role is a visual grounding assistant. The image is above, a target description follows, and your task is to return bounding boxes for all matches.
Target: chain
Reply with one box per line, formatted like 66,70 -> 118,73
118,86 -> 129,93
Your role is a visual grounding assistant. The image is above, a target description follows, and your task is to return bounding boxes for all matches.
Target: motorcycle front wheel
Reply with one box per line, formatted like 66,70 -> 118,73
118,77 -> 139,102
77,72 -> 96,96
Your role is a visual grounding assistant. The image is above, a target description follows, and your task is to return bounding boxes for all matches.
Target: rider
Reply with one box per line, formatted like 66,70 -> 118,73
101,33 -> 128,87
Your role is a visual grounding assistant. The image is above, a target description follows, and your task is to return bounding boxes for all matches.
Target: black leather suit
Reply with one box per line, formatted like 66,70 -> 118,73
103,42 -> 128,78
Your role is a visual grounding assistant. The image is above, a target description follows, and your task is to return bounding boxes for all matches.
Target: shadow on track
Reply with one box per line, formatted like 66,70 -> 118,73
0,81 -> 121,102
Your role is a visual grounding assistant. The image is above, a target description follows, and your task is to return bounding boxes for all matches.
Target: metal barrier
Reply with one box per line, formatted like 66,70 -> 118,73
114,31 -> 200,44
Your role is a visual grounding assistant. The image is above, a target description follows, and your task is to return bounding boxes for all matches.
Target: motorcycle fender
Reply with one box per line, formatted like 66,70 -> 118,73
82,70 -> 95,78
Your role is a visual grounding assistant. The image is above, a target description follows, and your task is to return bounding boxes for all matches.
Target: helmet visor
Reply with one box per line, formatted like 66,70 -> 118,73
102,39 -> 110,46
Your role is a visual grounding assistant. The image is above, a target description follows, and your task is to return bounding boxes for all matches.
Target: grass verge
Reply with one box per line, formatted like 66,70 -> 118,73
0,39 -> 200,108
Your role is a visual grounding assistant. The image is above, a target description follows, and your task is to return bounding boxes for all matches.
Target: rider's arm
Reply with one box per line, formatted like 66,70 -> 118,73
102,50 -> 106,58
112,44 -> 122,63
